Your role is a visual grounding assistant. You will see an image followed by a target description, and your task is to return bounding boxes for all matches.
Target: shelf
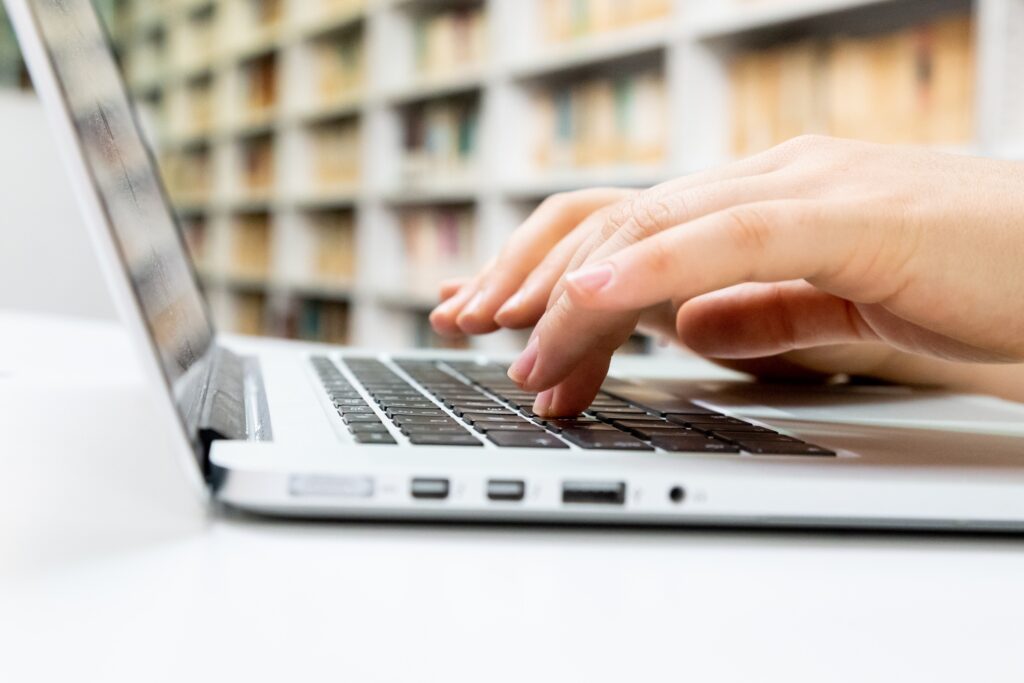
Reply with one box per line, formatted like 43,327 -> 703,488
383,70 -> 487,105
382,184 -> 479,205
688,0 -> 906,40
502,168 -> 670,200
509,22 -> 673,80
77,0 -> 1011,349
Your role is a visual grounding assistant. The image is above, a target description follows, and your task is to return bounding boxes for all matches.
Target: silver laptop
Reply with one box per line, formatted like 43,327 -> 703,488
11,0 -> 1024,529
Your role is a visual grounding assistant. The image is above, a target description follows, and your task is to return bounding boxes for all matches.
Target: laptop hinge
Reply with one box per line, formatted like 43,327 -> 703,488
197,346 -> 250,460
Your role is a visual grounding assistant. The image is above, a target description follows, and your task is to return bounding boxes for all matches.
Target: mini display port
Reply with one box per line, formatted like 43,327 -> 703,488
562,481 -> 627,506
487,479 -> 526,502
411,478 -> 450,500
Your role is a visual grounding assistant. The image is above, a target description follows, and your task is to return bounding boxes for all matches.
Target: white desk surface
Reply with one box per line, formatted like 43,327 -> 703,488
3,310 -> 1024,682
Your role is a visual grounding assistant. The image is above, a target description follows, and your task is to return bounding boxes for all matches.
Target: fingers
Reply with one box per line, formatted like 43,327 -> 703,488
439,278 -> 469,301
439,188 -> 635,335
564,200 -> 867,312
493,205 -> 613,329
675,281 -> 879,359
512,180 -> 801,404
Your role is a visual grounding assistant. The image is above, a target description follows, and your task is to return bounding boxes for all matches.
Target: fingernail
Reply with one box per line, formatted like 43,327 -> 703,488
460,291 -> 486,319
566,263 -> 614,295
432,298 -> 457,318
533,389 -> 554,417
495,290 -> 525,319
507,336 -> 540,385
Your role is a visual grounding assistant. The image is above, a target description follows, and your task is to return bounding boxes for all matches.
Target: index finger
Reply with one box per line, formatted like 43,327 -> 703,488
563,200 -> 876,312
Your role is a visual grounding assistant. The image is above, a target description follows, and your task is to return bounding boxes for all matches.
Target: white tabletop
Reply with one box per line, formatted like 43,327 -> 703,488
2,310 -> 1024,682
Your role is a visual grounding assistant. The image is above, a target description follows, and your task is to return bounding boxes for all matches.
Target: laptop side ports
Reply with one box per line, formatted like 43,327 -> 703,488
487,479 -> 525,502
411,478 -> 450,500
562,481 -> 626,505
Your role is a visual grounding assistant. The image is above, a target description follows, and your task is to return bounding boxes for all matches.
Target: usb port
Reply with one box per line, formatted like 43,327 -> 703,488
487,479 -> 525,502
411,478 -> 449,500
562,481 -> 626,506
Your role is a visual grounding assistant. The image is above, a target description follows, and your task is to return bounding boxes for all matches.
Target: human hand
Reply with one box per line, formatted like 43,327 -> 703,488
498,136 -> 1024,415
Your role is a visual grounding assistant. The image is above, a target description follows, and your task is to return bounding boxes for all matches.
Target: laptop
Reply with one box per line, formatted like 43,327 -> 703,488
11,0 -> 1024,529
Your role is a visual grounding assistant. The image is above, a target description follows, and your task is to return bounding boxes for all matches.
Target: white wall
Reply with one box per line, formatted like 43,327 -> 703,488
0,91 -> 115,319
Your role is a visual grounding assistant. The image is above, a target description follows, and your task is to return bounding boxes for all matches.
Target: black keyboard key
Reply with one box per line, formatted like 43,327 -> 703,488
471,422 -> 545,434
561,430 -> 654,450
386,408 -> 447,418
407,434 -> 483,446
333,398 -> 369,407
487,431 -> 569,448
541,419 -> 616,433
391,415 -> 458,426
705,428 -> 776,440
592,409 -> 652,419
376,401 -> 435,409
614,422 -> 701,439
348,422 -> 389,433
401,425 -> 469,436
337,405 -> 376,415
353,432 -> 397,445
604,388 -> 716,416
449,404 -> 509,416
343,414 -> 385,424
742,442 -> 836,456
667,414 -> 748,427
651,435 -> 740,453
460,413 -> 524,425
713,430 -> 794,442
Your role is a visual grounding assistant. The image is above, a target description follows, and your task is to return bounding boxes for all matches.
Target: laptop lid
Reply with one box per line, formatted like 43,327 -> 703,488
6,0 -> 218,490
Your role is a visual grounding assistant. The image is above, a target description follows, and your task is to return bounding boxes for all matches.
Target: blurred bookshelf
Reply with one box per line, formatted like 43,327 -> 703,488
1,0 -> 1023,354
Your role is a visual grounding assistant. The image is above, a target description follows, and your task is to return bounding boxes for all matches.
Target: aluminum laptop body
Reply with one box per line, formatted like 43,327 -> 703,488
11,0 -> 1024,530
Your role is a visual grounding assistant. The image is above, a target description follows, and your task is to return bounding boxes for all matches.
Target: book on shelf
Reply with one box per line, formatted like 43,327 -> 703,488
163,146 -> 212,202
317,0 -> 365,20
125,32 -> 166,88
413,4 -> 487,81
231,213 -> 272,278
239,53 -> 278,122
531,68 -> 667,171
294,299 -> 350,344
170,6 -> 217,73
730,13 -> 976,156
179,215 -> 209,270
540,0 -> 672,44
311,119 -> 361,189
310,210 -> 356,284
182,76 -> 215,134
239,134 -> 275,194
399,206 -> 475,290
402,96 -> 479,184
314,29 -> 364,105
232,292 -> 269,336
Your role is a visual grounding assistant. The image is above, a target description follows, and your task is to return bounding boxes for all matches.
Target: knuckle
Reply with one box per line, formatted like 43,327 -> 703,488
601,193 -> 678,244
771,134 -> 835,162
724,205 -> 773,255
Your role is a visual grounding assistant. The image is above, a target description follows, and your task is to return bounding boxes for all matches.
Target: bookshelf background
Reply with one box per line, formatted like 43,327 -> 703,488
1,0 -> 1023,353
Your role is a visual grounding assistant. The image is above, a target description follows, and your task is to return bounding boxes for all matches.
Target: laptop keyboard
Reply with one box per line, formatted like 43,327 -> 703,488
310,355 -> 836,456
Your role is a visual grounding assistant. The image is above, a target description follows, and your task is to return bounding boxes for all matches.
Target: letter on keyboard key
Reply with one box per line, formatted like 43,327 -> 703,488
487,431 -> 569,448
561,430 -> 654,450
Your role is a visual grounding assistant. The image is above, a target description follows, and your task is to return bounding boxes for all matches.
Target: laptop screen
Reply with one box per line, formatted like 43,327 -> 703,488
23,0 -> 216,455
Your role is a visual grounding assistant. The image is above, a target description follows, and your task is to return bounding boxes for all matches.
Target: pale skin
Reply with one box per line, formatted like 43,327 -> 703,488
430,136 -> 1024,417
